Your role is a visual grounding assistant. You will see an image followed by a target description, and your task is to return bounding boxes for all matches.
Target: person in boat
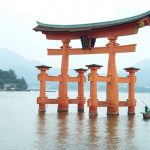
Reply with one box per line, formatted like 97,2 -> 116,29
145,105 -> 150,114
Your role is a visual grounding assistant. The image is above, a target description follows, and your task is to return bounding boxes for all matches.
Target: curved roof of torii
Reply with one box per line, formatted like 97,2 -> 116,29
34,11 -> 150,32
33,11 -> 150,39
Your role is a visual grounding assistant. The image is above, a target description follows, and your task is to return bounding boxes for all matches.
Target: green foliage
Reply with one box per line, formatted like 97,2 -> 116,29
0,69 -> 28,91
16,77 -> 28,91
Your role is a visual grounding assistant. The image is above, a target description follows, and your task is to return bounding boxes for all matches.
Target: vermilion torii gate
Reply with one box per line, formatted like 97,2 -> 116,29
34,11 -> 150,116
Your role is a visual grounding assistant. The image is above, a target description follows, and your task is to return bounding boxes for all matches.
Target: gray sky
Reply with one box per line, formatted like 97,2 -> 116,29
0,0 -> 150,71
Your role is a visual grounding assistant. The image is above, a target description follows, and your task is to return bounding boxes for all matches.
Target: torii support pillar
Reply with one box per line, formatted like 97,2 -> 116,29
75,68 -> 87,112
107,36 -> 119,115
124,67 -> 140,115
36,65 -> 51,112
58,40 -> 70,112
86,64 -> 103,116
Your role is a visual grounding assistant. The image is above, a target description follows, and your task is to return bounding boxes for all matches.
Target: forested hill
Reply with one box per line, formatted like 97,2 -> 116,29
0,69 -> 28,91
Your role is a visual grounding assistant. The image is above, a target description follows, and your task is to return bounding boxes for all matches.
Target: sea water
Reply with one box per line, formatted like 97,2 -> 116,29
0,91 -> 150,150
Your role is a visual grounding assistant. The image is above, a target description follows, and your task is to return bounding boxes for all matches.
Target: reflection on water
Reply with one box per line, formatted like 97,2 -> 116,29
38,112 -> 46,137
127,116 -> 135,139
88,117 -> 98,149
36,112 -> 47,150
126,116 -> 137,150
56,112 -> 68,150
106,116 -> 119,150
36,112 -> 145,150
0,92 -> 150,150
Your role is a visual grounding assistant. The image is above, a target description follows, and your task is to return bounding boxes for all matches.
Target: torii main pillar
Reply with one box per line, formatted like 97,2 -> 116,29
107,36 -> 119,115
58,40 -> 70,112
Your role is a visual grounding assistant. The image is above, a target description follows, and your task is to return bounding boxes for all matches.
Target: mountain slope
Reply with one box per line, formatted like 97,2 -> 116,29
0,48 -> 77,88
0,48 -> 41,88
0,48 -> 40,67
0,48 -> 150,89
134,58 -> 150,86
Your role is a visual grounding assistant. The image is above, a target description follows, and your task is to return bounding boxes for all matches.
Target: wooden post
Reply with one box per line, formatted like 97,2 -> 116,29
86,64 -> 103,116
58,40 -> 70,112
75,68 -> 87,112
124,67 -> 140,115
36,65 -> 51,112
106,36 -> 119,115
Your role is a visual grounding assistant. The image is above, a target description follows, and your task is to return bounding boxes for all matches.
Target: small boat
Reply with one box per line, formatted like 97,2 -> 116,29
141,104 -> 150,119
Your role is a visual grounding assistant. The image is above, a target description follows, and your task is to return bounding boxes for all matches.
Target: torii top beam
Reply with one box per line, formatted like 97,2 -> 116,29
33,11 -> 150,40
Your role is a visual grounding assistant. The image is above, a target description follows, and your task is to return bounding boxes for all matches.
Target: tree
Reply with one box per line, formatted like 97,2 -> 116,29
0,78 -> 4,90
16,77 -> 28,91
0,69 -> 28,91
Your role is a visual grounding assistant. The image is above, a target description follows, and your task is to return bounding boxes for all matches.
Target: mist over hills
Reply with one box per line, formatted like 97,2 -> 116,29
0,48 -> 77,89
0,48 -> 150,91
0,48 -> 40,88
134,59 -> 150,87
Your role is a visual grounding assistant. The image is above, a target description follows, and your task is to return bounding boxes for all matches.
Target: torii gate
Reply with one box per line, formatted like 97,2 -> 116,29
34,11 -> 150,116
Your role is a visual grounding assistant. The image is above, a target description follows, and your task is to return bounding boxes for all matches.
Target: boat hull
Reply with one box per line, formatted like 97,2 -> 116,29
142,112 -> 150,119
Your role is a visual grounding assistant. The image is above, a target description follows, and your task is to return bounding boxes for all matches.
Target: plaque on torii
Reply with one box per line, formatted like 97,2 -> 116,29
34,11 -> 150,116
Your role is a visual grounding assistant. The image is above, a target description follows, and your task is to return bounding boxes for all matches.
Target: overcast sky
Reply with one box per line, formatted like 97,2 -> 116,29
0,0 -> 150,71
